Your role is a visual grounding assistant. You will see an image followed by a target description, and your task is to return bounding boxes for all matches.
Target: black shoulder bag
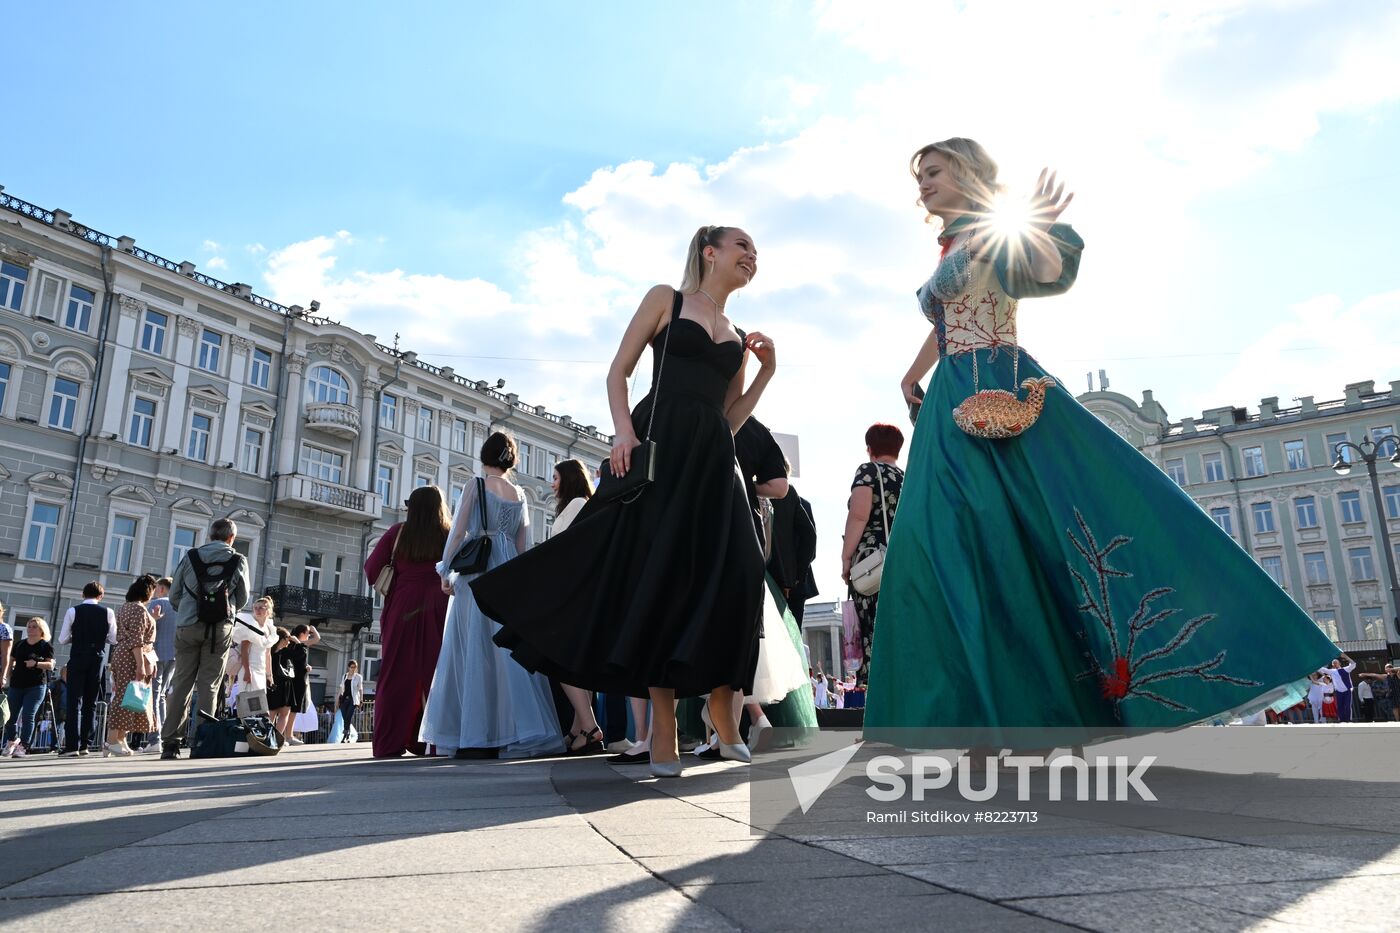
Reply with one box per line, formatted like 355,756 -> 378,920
449,477 -> 493,574
595,289 -> 677,504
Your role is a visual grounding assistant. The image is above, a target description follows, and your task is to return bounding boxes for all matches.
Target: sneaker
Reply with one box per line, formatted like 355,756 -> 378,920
160,745 -> 181,760
11,745 -> 26,759
77,748 -> 90,757
58,749 -> 80,758
137,743 -> 162,754
604,739 -> 634,754
0,740 -> 15,758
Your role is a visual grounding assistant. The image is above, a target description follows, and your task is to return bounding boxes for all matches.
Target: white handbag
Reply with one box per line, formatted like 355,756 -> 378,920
372,526 -> 403,597
849,463 -> 890,597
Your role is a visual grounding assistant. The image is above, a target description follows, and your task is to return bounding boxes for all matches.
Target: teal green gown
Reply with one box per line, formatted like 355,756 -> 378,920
864,218 -> 1338,745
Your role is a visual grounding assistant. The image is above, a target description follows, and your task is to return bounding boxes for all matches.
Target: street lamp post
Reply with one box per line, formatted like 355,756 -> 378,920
1332,436 -> 1400,649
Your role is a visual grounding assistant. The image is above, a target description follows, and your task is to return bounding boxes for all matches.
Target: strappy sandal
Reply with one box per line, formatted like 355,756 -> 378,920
569,727 -> 604,756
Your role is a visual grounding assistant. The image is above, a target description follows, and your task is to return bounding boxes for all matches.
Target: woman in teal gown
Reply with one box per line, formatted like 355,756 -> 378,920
865,137 -> 1338,745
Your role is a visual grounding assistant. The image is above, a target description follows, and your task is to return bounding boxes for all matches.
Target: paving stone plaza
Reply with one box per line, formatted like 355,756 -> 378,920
3,726 -> 1398,931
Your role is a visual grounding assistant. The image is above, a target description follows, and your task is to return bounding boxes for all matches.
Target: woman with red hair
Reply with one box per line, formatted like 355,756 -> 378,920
840,423 -> 905,683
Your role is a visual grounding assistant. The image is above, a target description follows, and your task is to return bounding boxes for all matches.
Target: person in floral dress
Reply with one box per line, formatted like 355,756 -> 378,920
106,575 -> 158,757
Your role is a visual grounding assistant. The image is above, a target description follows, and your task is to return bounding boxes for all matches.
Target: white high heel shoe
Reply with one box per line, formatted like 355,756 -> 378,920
719,743 -> 752,763
649,757 -> 683,778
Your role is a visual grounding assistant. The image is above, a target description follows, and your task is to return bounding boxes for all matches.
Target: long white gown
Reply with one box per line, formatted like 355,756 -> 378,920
419,479 -> 563,758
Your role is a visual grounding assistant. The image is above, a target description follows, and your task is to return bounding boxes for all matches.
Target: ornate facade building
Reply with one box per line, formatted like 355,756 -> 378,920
1081,383 -> 1400,657
0,185 -> 611,701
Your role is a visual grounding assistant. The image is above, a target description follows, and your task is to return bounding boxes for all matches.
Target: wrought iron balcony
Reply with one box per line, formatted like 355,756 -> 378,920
276,473 -> 383,520
263,585 -> 373,624
305,402 -> 360,439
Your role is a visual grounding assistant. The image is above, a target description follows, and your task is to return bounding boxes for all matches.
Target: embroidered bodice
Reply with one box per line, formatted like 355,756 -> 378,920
917,242 -> 1017,356
915,220 -> 1086,357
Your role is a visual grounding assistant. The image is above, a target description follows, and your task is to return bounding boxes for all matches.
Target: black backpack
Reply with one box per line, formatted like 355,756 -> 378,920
186,548 -> 237,650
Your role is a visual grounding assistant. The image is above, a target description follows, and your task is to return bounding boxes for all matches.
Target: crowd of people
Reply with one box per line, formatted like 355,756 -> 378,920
1,134 -> 1394,768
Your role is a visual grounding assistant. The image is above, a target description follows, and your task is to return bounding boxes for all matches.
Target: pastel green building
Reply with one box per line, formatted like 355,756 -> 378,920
1080,382 -> 1400,655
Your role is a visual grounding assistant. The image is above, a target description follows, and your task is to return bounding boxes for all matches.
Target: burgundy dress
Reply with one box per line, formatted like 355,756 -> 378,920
365,524 -> 450,757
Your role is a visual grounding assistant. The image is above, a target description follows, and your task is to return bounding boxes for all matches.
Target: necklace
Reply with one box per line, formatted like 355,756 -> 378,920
697,288 -> 725,313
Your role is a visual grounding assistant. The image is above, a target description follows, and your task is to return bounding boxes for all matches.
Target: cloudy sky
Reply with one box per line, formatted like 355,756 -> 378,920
9,1 -> 1400,598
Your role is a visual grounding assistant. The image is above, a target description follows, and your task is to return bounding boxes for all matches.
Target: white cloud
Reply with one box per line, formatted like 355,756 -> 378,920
1206,289 -> 1400,412
205,256 -> 228,271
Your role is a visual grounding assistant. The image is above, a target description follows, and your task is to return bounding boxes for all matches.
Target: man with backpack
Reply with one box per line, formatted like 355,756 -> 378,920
160,518 -> 250,760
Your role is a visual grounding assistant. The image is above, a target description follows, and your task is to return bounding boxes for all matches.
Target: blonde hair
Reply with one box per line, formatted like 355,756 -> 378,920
28,617 -> 51,640
909,137 -> 1002,215
253,596 -> 275,611
679,225 -> 733,294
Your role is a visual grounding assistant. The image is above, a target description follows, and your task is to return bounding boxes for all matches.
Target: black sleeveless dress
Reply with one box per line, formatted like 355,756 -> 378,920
473,290 -> 765,699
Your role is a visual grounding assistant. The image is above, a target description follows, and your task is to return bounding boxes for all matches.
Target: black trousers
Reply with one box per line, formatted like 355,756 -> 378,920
65,658 -> 102,751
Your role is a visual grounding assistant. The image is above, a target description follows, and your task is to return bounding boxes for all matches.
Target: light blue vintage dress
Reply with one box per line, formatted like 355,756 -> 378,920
419,478 -> 563,758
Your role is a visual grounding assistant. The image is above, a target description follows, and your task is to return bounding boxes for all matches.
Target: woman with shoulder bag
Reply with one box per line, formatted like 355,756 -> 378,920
840,423 -> 905,685
472,225 -> 775,778
363,486 -> 452,758
419,435 -> 562,759
105,575 -> 159,758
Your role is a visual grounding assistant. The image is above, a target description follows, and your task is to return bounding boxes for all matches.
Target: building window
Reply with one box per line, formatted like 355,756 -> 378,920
48,377 -> 81,431
452,418 -> 468,453
241,427 -> 266,475
169,526 -> 198,574
186,412 -> 212,462
414,470 -> 433,489
1312,611 -> 1339,641
279,547 -> 291,586
300,444 -> 345,483
1241,446 -> 1265,477
416,405 -> 434,442
450,480 -> 466,513
1337,490 -> 1364,524
1384,485 -> 1400,521
1303,552 -> 1329,586
1202,452 -> 1225,483
380,393 -> 398,430
1282,440 -> 1307,471
333,556 -> 344,594
1325,432 -> 1351,465
63,284 -> 95,332
106,515 -> 140,573
1370,425 -> 1396,446
249,348 -> 272,389
376,464 -> 394,503
518,442 -> 532,475
0,261 -> 27,312
1360,608 -> 1386,641
1209,507 -> 1234,536
197,329 -> 223,372
128,397 -> 158,447
304,552 -> 323,590
24,501 -> 62,562
307,365 -> 350,404
1294,496 -> 1318,529
1348,546 -> 1376,581
0,361 -> 10,412
1250,501 -> 1275,534
141,309 -> 168,355
1259,555 -> 1285,587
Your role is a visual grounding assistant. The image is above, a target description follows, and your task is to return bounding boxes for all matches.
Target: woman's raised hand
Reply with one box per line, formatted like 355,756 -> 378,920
1030,168 -> 1074,229
746,331 -> 777,371
610,430 -> 640,477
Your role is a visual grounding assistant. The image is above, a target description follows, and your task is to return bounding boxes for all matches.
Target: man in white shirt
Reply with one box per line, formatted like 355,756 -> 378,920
812,671 -> 828,709
1319,654 -> 1356,723
58,582 -> 119,756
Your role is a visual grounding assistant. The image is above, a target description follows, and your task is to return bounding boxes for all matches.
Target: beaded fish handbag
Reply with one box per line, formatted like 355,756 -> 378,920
951,307 -> 1057,440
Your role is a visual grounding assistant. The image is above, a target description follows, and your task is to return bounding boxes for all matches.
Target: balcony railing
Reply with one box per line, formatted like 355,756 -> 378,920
276,473 -> 383,520
263,585 -> 373,624
305,402 -> 360,438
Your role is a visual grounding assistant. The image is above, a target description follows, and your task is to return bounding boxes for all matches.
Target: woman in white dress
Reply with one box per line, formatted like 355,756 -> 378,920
419,432 -> 563,759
